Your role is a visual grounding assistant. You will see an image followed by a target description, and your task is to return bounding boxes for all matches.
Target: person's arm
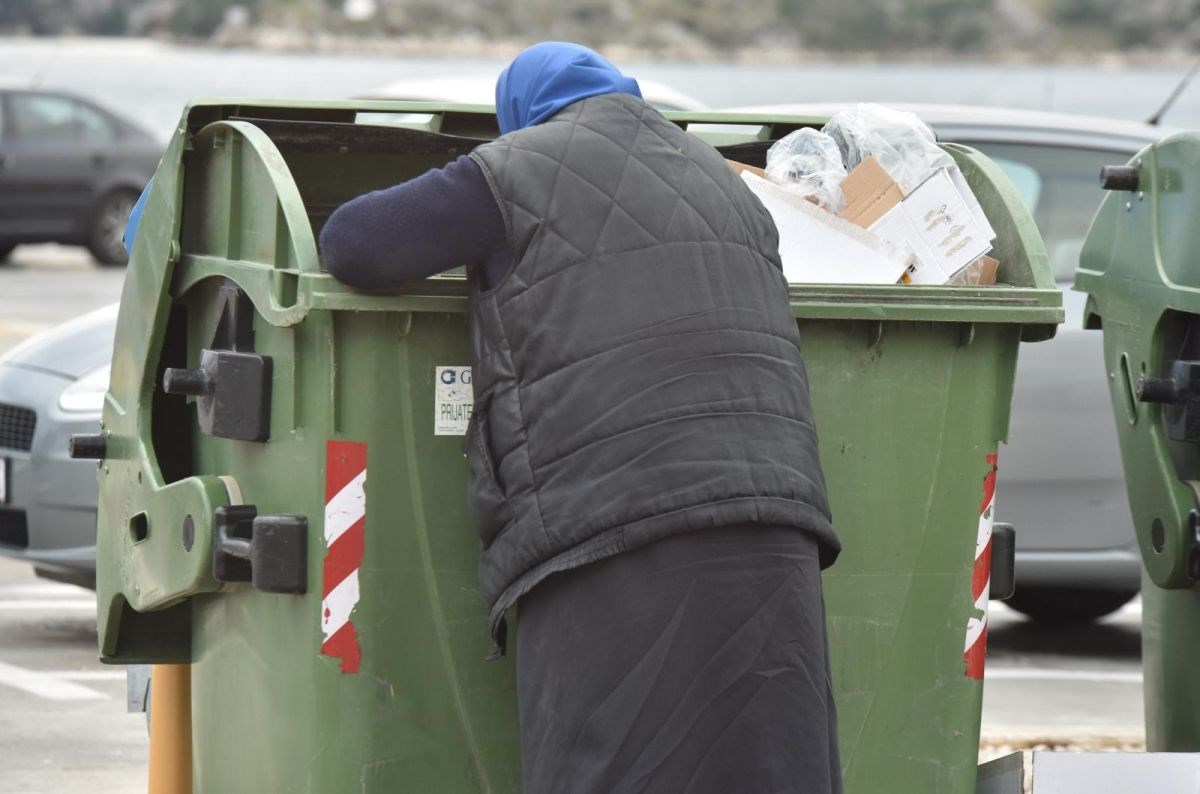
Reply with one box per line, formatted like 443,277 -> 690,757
319,154 -> 511,290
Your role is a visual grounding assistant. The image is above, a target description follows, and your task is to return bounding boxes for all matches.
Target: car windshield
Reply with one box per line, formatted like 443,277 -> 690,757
964,142 -> 1133,283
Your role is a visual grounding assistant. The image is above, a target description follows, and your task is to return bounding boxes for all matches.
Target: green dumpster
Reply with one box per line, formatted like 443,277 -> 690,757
1075,132 -> 1200,751
92,100 -> 1061,793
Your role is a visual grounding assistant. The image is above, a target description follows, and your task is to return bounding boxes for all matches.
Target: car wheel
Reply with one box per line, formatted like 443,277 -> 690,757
1005,586 -> 1138,624
0,242 -> 15,264
86,189 -> 138,267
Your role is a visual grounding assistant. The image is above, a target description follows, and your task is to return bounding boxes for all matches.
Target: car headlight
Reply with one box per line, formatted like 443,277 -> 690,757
58,365 -> 111,414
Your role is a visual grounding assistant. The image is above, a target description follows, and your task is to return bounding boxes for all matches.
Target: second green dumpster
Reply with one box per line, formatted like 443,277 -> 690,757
1076,132 -> 1200,751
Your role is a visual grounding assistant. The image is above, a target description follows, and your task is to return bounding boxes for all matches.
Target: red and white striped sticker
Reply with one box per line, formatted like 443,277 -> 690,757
322,440 -> 367,674
964,452 -> 998,680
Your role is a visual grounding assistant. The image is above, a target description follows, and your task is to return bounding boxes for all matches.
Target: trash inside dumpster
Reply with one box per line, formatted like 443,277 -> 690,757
746,104 -> 999,286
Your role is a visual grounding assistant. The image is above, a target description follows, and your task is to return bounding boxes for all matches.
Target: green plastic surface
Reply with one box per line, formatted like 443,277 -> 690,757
1141,573 -> 1200,749
1075,130 -> 1200,750
97,100 -> 1062,792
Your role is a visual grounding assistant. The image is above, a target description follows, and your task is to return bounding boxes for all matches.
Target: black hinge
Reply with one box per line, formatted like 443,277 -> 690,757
162,283 -> 272,442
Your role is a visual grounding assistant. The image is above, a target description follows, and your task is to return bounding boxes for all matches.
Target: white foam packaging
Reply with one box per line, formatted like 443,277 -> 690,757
740,171 -> 912,285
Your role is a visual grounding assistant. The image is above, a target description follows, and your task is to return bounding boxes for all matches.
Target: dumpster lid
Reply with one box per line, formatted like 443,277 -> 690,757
168,99 -> 1063,342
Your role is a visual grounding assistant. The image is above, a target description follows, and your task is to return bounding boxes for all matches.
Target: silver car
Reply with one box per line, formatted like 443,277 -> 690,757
934,107 -> 1156,622
0,304 -> 115,588
355,75 -> 707,112
0,104 -> 1161,622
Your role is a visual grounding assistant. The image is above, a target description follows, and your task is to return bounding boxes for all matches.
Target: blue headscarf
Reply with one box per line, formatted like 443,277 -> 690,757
495,42 -> 641,134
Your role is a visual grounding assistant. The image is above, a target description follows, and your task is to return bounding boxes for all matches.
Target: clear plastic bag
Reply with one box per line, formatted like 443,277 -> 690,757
945,254 -> 1000,287
822,103 -> 953,194
764,127 -> 849,213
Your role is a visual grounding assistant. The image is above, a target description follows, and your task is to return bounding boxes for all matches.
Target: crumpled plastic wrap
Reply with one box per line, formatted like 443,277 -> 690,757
764,127 -> 849,213
823,103 -> 953,194
945,254 -> 1000,287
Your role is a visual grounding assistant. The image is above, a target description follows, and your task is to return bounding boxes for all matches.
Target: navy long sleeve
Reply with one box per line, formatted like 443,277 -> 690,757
319,154 -> 512,290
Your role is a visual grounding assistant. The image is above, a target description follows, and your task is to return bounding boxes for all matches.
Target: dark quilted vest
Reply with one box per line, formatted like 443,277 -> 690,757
467,93 -> 839,648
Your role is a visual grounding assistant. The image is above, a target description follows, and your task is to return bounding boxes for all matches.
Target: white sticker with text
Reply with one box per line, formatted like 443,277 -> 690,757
434,366 -> 473,436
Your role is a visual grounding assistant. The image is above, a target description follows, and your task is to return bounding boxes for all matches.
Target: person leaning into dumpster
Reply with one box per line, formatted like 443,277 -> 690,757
320,42 -> 843,794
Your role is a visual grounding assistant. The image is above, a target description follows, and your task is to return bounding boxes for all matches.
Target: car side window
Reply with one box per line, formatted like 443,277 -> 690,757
11,94 -> 78,143
9,93 -> 113,146
73,102 -> 116,145
965,142 -> 1130,282
989,157 -> 1042,213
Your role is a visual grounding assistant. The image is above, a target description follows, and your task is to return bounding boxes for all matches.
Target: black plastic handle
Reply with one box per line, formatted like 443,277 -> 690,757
1100,165 -> 1140,192
68,433 -> 107,460
990,523 -> 1016,601
162,367 -> 210,397
212,505 -> 307,594
1137,376 -> 1181,404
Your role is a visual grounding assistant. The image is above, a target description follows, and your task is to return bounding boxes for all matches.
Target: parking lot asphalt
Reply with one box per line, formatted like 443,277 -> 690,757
0,556 -> 145,794
0,245 -> 125,356
0,246 -> 1146,791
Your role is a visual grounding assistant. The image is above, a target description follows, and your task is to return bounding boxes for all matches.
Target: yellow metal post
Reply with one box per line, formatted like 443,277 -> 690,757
147,664 -> 191,794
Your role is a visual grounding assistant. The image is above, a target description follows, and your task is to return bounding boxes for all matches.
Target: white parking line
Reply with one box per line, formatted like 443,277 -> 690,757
1110,600 -> 1142,617
0,661 -> 107,701
988,668 -> 1143,684
0,319 -> 52,336
0,584 -> 91,598
45,670 -> 126,682
990,599 -> 1143,619
0,600 -> 96,611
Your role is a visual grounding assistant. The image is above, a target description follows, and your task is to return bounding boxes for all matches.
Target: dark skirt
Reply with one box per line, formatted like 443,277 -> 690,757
516,525 -> 842,794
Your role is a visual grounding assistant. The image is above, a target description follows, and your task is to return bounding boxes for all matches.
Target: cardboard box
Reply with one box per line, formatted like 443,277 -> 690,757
740,171 -> 911,285
946,254 -> 1000,287
839,157 -> 904,228
839,157 -> 996,285
977,254 -> 1000,285
726,160 -> 767,179
948,167 -> 997,244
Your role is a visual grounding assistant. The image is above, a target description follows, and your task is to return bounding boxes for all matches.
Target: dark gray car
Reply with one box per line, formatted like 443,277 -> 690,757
0,87 -> 161,265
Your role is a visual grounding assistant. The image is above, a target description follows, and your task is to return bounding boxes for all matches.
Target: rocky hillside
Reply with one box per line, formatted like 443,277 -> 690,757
3,0 -> 1199,58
